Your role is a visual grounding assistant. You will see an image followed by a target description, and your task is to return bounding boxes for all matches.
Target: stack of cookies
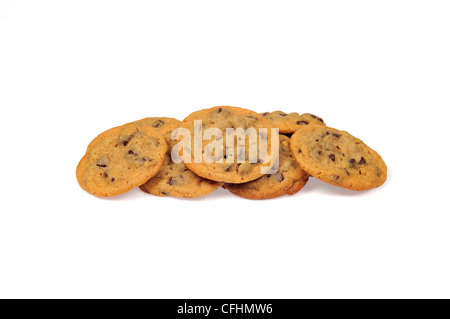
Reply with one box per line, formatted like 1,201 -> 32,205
76,106 -> 387,199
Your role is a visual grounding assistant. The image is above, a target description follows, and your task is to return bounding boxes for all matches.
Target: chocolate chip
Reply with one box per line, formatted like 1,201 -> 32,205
96,156 -> 109,168
218,108 -> 223,113
376,167 -> 381,177
136,157 -> 147,163
332,133 -> 341,138
321,132 -> 330,138
311,114 -> 324,123
152,120 -> 165,128
103,172 -> 108,178
118,134 -> 133,147
297,120 -> 309,125
128,150 -> 138,156
111,178 -> 115,182
329,154 -> 336,162
334,175 -> 340,180
359,157 -> 366,165
298,149 -> 302,153
168,177 -> 176,186
225,165 -> 233,172
162,191 -> 169,196
278,112 -> 287,117
318,151 -> 322,155
344,169 -> 350,176
349,159 -> 356,168
262,112 -> 269,116
272,172 -> 284,182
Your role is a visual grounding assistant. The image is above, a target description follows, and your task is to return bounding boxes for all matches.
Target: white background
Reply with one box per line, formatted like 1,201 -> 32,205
0,0 -> 449,299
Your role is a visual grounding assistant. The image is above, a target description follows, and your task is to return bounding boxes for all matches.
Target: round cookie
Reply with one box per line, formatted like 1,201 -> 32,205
181,106 -> 275,184
76,123 -> 168,197
261,111 -> 326,134
138,118 -> 223,198
290,125 -> 387,191
224,135 -> 309,199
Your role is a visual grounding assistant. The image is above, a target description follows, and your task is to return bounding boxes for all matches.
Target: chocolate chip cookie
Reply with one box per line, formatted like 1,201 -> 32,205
290,125 -> 387,191
76,123 -> 168,197
138,118 -> 223,198
261,111 -> 326,134
224,135 -> 309,199
133,117 -> 181,133
181,106 -> 276,184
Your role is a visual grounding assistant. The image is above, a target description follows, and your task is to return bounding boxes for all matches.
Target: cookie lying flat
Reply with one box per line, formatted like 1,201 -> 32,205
224,135 -> 309,199
77,123 -> 168,197
261,111 -> 326,134
181,106 -> 275,184
138,118 -> 223,198
290,125 -> 387,191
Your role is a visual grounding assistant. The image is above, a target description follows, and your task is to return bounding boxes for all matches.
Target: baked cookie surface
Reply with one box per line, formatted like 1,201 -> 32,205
77,123 -> 168,197
224,135 -> 309,199
181,106 -> 275,184
133,117 -> 181,134
290,125 -> 387,191
261,111 -> 326,134
138,118 -> 223,198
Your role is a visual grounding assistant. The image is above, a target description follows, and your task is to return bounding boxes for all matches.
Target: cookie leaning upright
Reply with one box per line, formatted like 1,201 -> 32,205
76,123 -> 168,197
181,106 -> 275,184
224,135 -> 309,200
136,117 -> 223,198
261,111 -> 326,134
290,125 -> 387,191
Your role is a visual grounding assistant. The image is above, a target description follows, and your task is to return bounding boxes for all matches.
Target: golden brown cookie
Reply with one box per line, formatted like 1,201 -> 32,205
85,118 -> 181,152
180,106 -> 276,184
138,118 -> 223,198
133,117 -> 181,134
224,135 -> 309,199
290,125 -> 387,191
76,123 -> 168,197
261,111 -> 326,134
